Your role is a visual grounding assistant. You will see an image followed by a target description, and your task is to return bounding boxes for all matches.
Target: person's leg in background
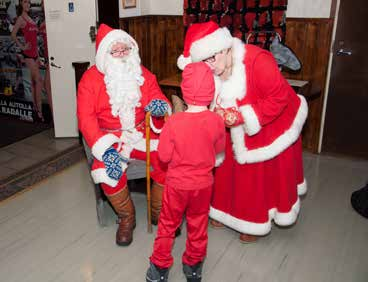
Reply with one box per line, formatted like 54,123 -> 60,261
130,149 -> 170,227
24,58 -> 44,121
147,150 -> 166,225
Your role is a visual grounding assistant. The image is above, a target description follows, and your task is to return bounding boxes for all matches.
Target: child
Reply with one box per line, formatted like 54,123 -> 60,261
146,62 -> 226,282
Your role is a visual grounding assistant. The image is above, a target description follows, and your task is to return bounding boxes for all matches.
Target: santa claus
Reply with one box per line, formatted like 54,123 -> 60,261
177,21 -> 308,243
77,24 -> 170,246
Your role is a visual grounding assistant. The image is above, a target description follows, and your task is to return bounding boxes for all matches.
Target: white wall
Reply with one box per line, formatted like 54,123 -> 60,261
143,0 -> 183,15
286,0 -> 332,18
140,0 -> 150,15
119,0 -> 183,17
119,0 -> 141,17
119,0 -> 331,18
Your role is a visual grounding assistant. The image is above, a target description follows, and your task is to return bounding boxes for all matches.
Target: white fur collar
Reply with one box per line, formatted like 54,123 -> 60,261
216,38 -> 246,108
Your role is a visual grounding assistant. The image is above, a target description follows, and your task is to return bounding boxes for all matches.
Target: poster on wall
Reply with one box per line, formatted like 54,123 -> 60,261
0,0 -> 50,123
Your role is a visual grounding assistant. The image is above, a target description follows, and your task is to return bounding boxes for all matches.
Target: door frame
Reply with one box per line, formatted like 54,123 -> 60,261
318,0 -> 340,153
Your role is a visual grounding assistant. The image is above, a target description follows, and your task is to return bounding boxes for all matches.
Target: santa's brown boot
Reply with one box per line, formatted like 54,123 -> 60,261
106,187 -> 136,246
239,233 -> 258,244
151,182 -> 164,225
210,219 -> 225,229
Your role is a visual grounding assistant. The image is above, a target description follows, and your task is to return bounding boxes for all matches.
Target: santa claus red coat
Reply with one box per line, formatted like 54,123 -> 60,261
77,24 -> 170,193
212,37 -> 308,236
177,22 -> 308,236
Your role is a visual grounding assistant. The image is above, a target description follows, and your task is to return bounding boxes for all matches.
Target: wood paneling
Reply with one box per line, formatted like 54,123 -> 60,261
283,18 -> 333,152
120,16 -> 184,81
119,16 -> 333,153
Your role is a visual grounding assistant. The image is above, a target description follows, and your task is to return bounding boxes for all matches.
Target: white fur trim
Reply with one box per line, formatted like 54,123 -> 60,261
132,138 -> 158,152
190,27 -> 233,62
215,39 -> 247,108
215,152 -> 225,167
150,117 -> 162,134
91,134 -> 120,161
297,178 -> 307,195
231,95 -> 308,164
273,199 -> 300,226
119,143 -> 134,160
177,55 -> 192,70
120,129 -> 143,147
150,139 -> 158,151
119,129 -> 158,153
91,168 -> 118,187
96,29 -> 138,74
239,105 -> 261,136
150,116 -> 168,134
209,198 -> 301,235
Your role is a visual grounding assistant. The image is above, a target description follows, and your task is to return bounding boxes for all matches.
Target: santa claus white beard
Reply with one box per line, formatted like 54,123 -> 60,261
104,53 -> 145,130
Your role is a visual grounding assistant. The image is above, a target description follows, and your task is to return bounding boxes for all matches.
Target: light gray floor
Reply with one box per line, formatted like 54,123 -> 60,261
0,153 -> 367,282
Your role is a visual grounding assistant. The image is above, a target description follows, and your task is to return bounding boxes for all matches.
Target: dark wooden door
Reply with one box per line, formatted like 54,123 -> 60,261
97,0 -> 119,28
323,0 -> 368,158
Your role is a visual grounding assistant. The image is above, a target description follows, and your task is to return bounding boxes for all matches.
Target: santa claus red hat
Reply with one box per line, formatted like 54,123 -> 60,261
177,21 -> 233,70
181,62 -> 215,106
95,23 -> 139,73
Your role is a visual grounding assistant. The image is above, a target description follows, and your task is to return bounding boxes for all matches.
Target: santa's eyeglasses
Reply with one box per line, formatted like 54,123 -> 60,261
110,47 -> 132,57
202,53 -> 217,63
202,49 -> 230,63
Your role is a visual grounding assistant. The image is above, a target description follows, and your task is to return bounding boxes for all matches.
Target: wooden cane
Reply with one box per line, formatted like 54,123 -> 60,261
145,111 -> 153,233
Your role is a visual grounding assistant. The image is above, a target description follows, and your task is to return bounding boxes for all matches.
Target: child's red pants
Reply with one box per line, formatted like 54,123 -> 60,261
150,184 -> 212,268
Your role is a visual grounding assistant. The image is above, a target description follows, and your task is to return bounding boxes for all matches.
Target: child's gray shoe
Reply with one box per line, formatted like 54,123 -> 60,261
146,262 -> 169,282
183,261 -> 203,282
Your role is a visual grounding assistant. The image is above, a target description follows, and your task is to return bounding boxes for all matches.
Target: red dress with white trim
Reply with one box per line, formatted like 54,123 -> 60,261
210,41 -> 308,235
